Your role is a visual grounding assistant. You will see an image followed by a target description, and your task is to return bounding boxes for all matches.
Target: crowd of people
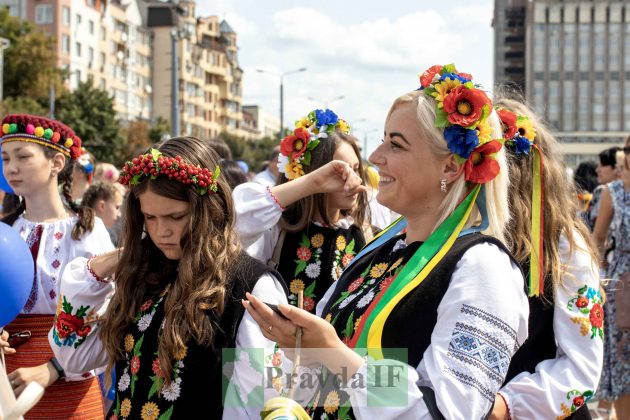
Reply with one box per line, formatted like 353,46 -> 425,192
0,62 -> 628,420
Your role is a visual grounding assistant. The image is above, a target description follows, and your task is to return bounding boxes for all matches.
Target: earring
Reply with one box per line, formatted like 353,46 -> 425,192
440,178 -> 447,193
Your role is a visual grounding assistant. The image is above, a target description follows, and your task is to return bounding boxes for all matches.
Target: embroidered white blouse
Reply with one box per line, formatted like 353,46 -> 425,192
12,214 -> 114,314
499,234 -> 604,419
49,257 -> 287,420
304,242 -> 529,420
232,182 -> 354,263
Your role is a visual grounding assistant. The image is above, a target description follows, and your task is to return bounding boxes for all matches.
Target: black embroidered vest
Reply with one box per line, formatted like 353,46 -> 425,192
107,252 -> 285,420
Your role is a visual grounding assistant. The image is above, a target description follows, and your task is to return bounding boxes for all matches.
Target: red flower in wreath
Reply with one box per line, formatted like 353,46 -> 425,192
280,127 -> 310,160
458,72 -> 473,81
496,109 -> 518,140
573,396 -> 585,408
575,296 -> 589,308
151,358 -> 164,377
420,65 -> 442,88
303,297 -> 315,312
589,303 -> 604,328
55,312 -> 84,339
130,356 -> 141,375
443,86 -> 491,127
296,247 -> 311,261
464,140 -> 502,184
348,277 -> 364,293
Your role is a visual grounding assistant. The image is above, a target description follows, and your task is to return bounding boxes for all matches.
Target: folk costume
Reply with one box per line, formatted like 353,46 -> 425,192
49,149 -> 288,419
283,65 -> 530,419
496,108 -> 603,419
234,110 -> 365,312
1,114 -> 114,419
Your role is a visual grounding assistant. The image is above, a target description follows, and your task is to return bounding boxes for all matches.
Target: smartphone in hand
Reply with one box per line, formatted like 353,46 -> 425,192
265,302 -> 290,320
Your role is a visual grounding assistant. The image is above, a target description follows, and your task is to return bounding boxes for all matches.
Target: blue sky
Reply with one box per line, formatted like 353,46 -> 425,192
197,0 -> 495,154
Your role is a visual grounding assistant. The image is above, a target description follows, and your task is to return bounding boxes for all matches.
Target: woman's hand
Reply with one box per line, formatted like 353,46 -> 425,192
8,362 -> 58,397
242,292 -> 364,376
88,248 -> 123,280
0,329 -> 16,355
489,394 -> 509,420
270,160 -> 366,208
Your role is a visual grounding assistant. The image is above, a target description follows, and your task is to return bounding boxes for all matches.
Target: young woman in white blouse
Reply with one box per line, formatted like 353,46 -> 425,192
243,64 -> 529,419
233,109 -> 369,312
489,99 -> 603,420
0,114 -> 113,419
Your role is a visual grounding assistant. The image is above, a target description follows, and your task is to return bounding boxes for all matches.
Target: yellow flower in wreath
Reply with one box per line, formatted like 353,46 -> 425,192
285,161 -> 304,180
311,233 -> 324,248
124,334 -> 135,353
120,398 -> 132,417
290,279 -> 305,294
141,402 -> 160,420
370,262 -> 389,279
324,390 -> 340,414
432,78 -> 462,109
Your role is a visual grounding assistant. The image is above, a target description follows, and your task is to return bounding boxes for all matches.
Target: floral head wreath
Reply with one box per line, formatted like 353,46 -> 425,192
496,108 -> 537,155
1,114 -> 83,160
418,64 -> 502,184
278,109 -> 351,180
76,147 -> 95,181
119,148 -> 221,195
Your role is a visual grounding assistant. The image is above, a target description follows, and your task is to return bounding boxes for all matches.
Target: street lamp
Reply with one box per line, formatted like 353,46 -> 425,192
0,37 -> 10,102
257,67 -> 307,139
307,95 -> 345,109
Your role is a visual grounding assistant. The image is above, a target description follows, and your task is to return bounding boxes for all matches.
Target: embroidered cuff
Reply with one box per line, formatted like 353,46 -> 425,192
87,256 -> 111,283
266,186 -> 286,211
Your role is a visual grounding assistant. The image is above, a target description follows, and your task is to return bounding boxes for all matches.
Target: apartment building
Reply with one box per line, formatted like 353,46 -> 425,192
243,105 -> 281,140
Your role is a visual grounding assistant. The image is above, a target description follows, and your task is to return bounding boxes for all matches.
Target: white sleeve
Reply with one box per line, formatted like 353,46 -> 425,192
222,273 -> 289,420
347,242 -> 529,420
48,257 -> 113,375
499,234 -> 603,419
233,182 -> 283,256
72,218 -> 115,257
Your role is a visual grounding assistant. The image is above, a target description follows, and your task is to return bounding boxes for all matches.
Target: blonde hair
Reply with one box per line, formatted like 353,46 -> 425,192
386,91 -> 510,244
494,97 -> 600,296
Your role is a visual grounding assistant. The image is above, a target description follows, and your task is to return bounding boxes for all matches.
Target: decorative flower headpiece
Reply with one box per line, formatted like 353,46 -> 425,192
418,64 -> 502,184
278,109 -> 351,180
77,147 -> 95,178
0,114 -> 82,160
496,108 -> 537,155
119,148 -> 221,195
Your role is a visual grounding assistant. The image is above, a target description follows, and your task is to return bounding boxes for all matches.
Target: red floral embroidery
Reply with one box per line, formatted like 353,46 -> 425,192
341,254 -> 354,267
55,312 -> 84,339
152,358 -> 164,377
54,231 -> 63,240
49,290 -> 56,300
303,297 -> 315,312
51,259 -> 61,269
589,304 -> 603,329
380,275 -> 395,291
140,299 -> 154,312
348,277 -> 364,293
573,396 -> 585,407
272,352 -> 282,367
109,415 -> 118,420
130,356 -> 141,375
296,247 -> 311,261
575,297 -> 588,308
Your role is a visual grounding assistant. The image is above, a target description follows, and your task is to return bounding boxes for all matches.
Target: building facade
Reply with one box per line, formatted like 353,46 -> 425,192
493,0 -> 528,92
495,0 -> 629,166
243,105 -> 281,139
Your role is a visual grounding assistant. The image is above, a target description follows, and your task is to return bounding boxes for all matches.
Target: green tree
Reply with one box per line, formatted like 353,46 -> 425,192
220,131 -> 278,172
0,8 -> 63,101
55,77 -> 125,164
148,116 -> 170,144
0,97 -> 46,116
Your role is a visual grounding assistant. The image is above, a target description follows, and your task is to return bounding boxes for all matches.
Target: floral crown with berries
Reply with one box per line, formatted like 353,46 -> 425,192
278,109 -> 351,180
1,114 -> 83,160
418,64 -> 503,184
495,108 -> 537,155
119,148 -> 221,195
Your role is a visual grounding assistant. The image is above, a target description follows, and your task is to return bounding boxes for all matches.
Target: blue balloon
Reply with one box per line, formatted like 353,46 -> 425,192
0,221 -> 33,327
0,149 -> 13,194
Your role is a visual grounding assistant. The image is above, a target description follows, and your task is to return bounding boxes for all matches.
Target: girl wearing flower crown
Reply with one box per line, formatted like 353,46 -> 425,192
243,64 -> 529,419
488,98 -> 603,420
234,109 -> 369,313
71,148 -> 95,205
0,114 -> 114,418
49,136 -> 288,419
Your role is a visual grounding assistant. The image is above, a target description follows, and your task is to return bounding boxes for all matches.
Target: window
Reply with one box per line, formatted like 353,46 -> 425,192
35,5 -> 53,24
88,47 -> 94,63
62,7 -> 70,26
100,52 -> 106,68
75,42 -> 81,57
61,35 -> 70,54
89,20 -> 94,35
76,14 -> 81,25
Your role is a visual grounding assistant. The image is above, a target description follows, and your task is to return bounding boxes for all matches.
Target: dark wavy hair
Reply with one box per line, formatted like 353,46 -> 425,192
99,136 -> 242,385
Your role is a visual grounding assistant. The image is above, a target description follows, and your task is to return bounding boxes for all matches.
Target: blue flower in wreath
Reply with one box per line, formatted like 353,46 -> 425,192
444,125 -> 479,159
315,109 -> 339,128
513,136 -> 532,155
440,72 -> 470,84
